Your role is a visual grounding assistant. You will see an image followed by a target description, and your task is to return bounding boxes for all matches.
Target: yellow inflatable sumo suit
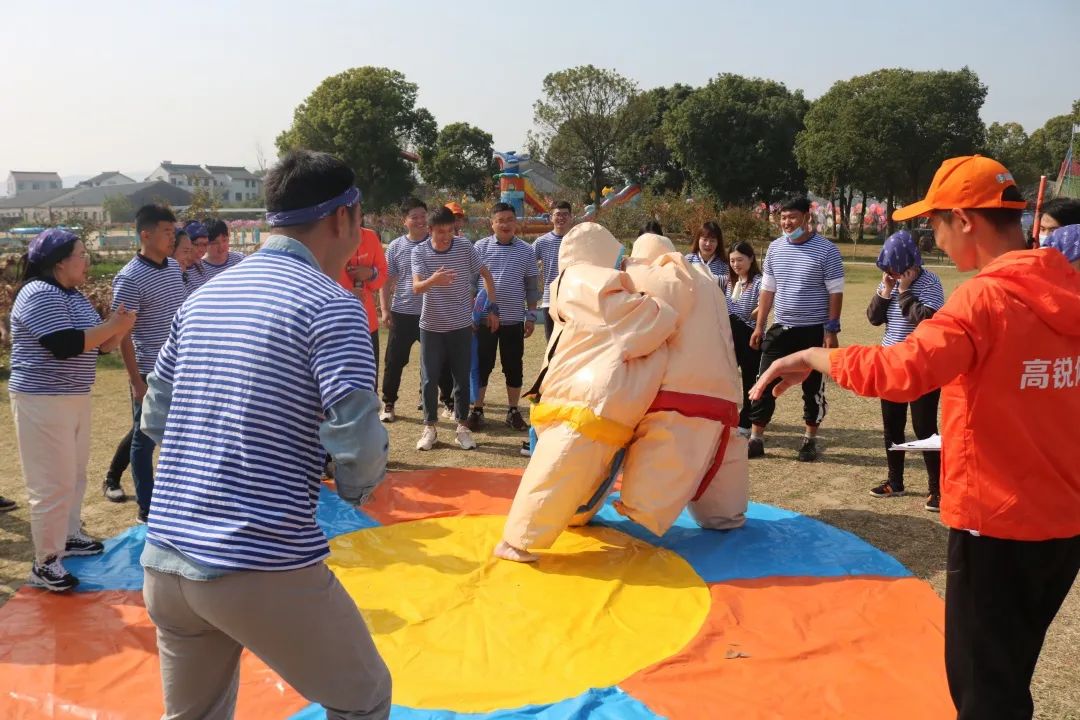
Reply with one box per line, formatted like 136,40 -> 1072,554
620,234 -> 749,533
497,223 -> 680,561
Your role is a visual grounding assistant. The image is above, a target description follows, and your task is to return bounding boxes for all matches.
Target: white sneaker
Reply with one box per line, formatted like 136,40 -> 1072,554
379,404 -> 396,423
440,405 -> 455,420
416,426 -> 438,451
455,426 -> 477,450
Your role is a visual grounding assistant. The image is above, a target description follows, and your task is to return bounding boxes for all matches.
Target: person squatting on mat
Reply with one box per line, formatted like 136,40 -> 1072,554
138,150 -> 392,720
751,155 -> 1080,720
494,223 -> 678,562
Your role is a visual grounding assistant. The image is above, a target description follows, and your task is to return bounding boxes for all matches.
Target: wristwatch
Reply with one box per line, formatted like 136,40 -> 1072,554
824,319 -> 841,334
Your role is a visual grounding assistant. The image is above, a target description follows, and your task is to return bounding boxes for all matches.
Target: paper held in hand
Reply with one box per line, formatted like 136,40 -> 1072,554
890,434 -> 942,452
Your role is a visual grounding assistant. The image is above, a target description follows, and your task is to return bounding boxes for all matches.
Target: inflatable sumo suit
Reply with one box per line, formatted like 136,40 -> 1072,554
621,234 -> 749,532
501,223 -> 680,551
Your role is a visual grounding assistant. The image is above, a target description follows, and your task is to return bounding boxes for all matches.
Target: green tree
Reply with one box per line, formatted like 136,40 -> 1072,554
1026,100 -> 1079,181
276,67 -> 437,211
664,74 -> 809,204
182,188 -> 221,221
615,84 -> 694,193
529,65 -> 645,204
418,122 -> 498,198
984,121 -> 1040,190
102,194 -> 135,224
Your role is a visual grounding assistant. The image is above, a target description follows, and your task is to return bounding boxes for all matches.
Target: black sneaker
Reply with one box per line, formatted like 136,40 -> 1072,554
28,556 -> 79,592
747,438 -> 765,459
135,509 -> 149,525
797,437 -> 819,462
869,481 -> 906,498
925,494 -> 941,512
102,476 -> 126,503
505,407 -> 528,431
65,531 -> 105,557
520,441 -> 532,458
466,407 -> 485,431
0,495 -> 16,513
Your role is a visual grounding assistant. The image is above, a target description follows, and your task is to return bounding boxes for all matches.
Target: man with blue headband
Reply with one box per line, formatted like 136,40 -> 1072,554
138,149 -> 391,718
1043,224 -> 1080,270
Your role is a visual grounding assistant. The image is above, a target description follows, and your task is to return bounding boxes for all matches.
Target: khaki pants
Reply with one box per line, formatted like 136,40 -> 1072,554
9,392 -> 91,562
144,563 -> 391,720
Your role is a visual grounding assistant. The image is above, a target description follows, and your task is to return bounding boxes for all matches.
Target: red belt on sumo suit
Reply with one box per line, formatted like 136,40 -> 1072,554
647,390 -> 740,501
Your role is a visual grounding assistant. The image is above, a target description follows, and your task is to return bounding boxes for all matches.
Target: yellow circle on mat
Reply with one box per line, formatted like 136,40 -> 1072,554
328,515 -> 710,713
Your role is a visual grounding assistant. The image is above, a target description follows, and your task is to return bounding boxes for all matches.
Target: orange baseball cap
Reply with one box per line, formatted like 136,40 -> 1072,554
445,201 -> 465,217
892,155 -> 1028,221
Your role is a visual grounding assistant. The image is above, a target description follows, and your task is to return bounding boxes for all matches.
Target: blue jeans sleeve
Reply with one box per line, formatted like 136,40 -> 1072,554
320,389 -> 388,505
140,372 -> 173,446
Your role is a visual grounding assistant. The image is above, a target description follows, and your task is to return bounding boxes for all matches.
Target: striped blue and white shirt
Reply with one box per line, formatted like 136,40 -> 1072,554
185,262 -> 211,293
412,238 -> 484,332
201,251 -> 244,281
386,234 -> 427,315
532,231 -> 563,308
880,269 -> 945,346
726,274 -> 763,329
473,236 -> 538,325
761,234 -> 845,327
145,235 -> 376,571
111,255 -> 187,374
686,252 -> 728,280
8,280 -> 102,395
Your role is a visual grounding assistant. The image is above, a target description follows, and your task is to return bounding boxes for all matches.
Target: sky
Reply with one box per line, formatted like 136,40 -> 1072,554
1,0 -> 1076,186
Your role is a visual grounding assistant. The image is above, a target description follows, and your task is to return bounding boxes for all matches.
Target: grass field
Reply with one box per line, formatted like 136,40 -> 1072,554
0,263 -> 1076,718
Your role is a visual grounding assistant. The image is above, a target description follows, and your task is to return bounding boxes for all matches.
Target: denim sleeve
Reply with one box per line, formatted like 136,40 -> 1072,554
319,388 -> 388,505
140,371 -> 173,445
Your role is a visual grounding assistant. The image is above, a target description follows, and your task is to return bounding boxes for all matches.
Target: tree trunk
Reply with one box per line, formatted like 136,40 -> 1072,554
857,190 -> 867,242
842,186 -> 854,243
886,194 -> 896,236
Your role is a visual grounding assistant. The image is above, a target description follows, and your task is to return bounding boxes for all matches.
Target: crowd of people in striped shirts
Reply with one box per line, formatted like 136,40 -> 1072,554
4,147 -> 1079,718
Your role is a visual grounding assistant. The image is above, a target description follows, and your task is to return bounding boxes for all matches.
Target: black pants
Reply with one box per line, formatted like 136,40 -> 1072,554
420,328 -> 472,424
369,329 -> 380,393
543,308 -> 555,341
881,392 -> 940,493
438,365 -> 455,409
107,428 -> 133,481
381,312 -> 420,405
729,316 -> 762,430
476,322 -> 525,391
945,529 -> 1080,719
749,323 -> 827,427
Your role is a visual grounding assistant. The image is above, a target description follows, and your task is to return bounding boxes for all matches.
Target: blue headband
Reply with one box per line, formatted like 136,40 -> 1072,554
1044,224 -> 1080,262
876,230 -> 922,275
265,186 -> 361,228
183,221 -> 208,240
28,228 -> 79,264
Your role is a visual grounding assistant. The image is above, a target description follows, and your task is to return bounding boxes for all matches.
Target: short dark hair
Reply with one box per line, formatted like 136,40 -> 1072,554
491,201 -> 515,216
173,229 -> 189,250
204,219 -> 229,242
135,204 -> 177,235
780,196 -> 811,214
692,221 -> 723,254
264,149 -> 355,214
401,197 -> 427,216
429,206 -> 457,227
1042,197 -> 1080,226
553,200 -> 572,212
640,220 -> 663,235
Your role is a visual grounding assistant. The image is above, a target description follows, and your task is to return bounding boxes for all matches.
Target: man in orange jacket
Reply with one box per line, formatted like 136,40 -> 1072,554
752,156 -> 1080,720
337,218 -> 388,384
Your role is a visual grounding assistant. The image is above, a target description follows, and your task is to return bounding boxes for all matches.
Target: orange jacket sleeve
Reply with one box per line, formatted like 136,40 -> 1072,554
830,285 -> 986,403
363,229 -> 388,293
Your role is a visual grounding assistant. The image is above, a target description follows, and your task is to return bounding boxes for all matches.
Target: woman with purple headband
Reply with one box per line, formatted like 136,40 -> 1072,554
8,229 -> 136,591
866,230 -> 946,510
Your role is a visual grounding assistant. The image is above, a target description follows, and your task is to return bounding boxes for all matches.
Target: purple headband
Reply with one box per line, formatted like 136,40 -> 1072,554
876,230 -> 922,275
1044,224 -> 1080,262
265,186 -> 361,228
28,228 -> 79,264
